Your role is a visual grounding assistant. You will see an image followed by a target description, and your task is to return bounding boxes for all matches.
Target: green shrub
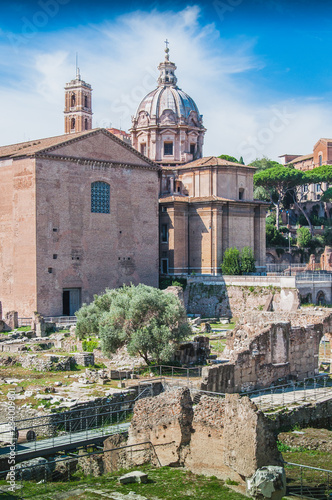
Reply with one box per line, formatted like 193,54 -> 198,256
82,339 -> 99,352
221,247 -> 241,275
240,246 -> 256,274
297,226 -> 312,248
266,224 -> 288,247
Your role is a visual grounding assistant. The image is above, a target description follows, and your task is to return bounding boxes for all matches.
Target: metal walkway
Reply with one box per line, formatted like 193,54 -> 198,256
0,422 -> 130,462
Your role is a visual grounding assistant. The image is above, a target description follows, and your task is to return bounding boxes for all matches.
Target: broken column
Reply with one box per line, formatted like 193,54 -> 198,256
5,311 -> 18,330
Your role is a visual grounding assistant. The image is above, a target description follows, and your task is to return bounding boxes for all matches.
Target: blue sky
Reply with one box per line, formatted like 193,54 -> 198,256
1,0 -> 332,162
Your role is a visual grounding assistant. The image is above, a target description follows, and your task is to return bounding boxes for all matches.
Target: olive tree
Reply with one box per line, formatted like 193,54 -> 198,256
76,284 -> 191,365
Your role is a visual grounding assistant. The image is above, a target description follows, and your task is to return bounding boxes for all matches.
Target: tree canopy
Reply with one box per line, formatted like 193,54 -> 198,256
218,154 -> 240,163
254,165 -> 304,230
75,284 -> 191,365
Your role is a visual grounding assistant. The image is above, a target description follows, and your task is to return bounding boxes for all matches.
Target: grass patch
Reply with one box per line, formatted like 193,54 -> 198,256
0,465 -> 247,499
210,321 -> 235,330
210,339 -> 227,354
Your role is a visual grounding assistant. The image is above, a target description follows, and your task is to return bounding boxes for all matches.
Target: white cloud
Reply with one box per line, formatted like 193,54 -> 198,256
0,5 -> 332,163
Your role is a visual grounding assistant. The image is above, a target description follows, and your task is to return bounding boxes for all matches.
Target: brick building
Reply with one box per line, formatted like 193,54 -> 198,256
159,157 -> 267,274
280,138 -> 332,204
130,46 -> 267,275
0,128 -> 160,317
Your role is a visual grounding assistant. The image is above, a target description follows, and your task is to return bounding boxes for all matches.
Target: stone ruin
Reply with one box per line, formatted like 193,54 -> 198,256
306,245 -> 332,271
102,388 -> 282,486
201,309 -> 327,393
173,336 -> 210,365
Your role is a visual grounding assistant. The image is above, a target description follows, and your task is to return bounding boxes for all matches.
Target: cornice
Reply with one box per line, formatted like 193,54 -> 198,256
33,153 -> 161,172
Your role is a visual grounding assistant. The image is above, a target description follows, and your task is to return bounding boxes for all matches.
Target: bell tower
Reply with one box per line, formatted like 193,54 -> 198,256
64,66 -> 92,134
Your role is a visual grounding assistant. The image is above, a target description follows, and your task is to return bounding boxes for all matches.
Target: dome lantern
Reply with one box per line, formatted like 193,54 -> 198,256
130,43 -> 206,165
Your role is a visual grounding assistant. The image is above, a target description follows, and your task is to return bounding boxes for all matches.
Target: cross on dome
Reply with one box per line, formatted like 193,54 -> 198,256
164,39 -> 170,61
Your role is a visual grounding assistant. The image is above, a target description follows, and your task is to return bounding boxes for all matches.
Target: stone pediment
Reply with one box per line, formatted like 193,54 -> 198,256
0,129 -> 159,169
36,129 -> 158,169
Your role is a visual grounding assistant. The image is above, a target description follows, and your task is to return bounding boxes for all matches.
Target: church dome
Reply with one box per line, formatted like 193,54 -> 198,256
136,85 -> 201,123
133,47 -> 203,128
130,44 -> 206,165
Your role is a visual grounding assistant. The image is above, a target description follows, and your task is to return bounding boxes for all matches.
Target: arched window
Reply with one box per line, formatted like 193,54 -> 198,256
85,118 -> 88,130
84,95 -> 88,108
319,155 -> 323,166
71,94 -> 76,107
239,188 -> 244,200
71,118 -> 76,130
91,181 -> 110,213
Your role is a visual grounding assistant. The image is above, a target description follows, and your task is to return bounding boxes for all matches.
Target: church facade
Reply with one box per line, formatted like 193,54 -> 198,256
131,47 -> 267,274
0,129 -> 159,317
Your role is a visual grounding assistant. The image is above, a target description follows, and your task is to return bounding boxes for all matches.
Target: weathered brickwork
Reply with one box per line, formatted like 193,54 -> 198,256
105,388 -> 281,482
201,311 -> 325,393
184,282 -> 300,318
0,129 -> 160,317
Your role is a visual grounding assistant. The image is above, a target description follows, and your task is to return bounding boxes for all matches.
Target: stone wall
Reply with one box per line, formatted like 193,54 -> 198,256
201,316 -> 324,393
269,397 -> 332,432
184,282 -> 300,318
104,388 -> 281,482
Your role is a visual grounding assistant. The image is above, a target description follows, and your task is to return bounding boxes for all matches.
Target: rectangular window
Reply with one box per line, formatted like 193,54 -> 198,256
319,155 -> 323,166
316,183 -> 321,192
161,259 -> 168,274
190,143 -> 196,155
164,142 -> 173,156
303,184 -> 308,192
91,181 -> 110,213
140,143 -> 147,156
161,224 -> 168,243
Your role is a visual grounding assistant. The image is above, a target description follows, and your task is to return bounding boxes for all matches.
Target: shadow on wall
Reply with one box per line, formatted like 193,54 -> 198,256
182,279 -> 300,319
183,277 -> 233,318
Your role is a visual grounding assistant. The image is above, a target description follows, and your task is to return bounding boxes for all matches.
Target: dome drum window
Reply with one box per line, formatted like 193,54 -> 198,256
164,142 -> 173,156
91,181 -> 110,213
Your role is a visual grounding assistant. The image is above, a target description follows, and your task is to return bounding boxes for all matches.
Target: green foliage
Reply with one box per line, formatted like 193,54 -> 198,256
239,156 -> 245,165
82,339 -> 99,352
221,247 -> 241,275
250,157 -> 284,171
323,227 -> 332,246
266,224 -> 288,247
321,186 -> 332,202
76,284 -> 191,365
254,165 -> 304,192
159,277 -> 187,290
297,226 -> 312,248
240,246 -> 256,273
218,154 -> 239,163
266,213 -> 276,225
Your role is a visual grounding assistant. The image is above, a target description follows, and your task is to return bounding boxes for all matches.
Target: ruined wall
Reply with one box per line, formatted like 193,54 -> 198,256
201,319 -> 323,393
184,283 -> 299,318
127,388 -> 193,467
109,388 -> 281,482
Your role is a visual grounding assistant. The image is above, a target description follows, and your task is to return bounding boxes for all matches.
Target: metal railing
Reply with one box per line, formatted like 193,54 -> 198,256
240,376 -> 332,410
0,441 -> 161,498
296,272 -> 332,283
44,316 -> 77,326
17,318 -> 32,327
266,263 -> 308,273
0,383 -> 158,460
285,462 -> 332,499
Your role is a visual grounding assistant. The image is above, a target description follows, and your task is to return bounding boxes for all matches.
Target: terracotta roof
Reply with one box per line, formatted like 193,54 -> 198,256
0,129 -> 95,159
171,156 -> 256,170
288,153 -> 314,163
